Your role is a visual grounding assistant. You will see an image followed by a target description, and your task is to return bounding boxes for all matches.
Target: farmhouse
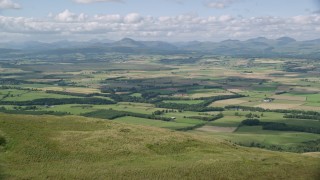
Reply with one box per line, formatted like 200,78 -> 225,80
263,98 -> 274,103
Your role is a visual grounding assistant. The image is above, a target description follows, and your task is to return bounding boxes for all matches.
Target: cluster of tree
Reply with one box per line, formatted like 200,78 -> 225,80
13,106 -> 37,110
104,94 -> 147,103
0,78 -> 27,85
101,87 -> 137,94
245,113 -> 261,118
82,109 -> 172,121
155,95 -> 245,112
152,109 -> 181,115
0,78 -> 64,86
284,114 -> 320,120
45,90 -> 93,97
241,119 -> 260,126
241,119 -> 320,134
0,86 -> 40,91
196,94 -> 245,105
0,108 -> 69,116
262,122 -> 320,134
141,92 -> 160,99
275,91 -> 287,95
0,98 -> 115,106
82,109 -> 127,119
0,135 -> 6,146
159,57 -> 200,65
185,113 -> 224,122
226,105 -> 320,116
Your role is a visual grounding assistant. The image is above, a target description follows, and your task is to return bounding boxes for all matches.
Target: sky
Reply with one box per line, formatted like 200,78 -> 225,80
0,0 -> 320,42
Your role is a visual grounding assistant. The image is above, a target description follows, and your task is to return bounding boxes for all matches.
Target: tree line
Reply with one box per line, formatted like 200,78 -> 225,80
241,119 -> 320,134
82,109 -> 173,121
226,105 -> 320,116
0,98 -> 115,106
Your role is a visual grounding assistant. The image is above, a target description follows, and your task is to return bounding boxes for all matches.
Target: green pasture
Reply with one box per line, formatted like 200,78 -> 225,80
115,116 -> 195,130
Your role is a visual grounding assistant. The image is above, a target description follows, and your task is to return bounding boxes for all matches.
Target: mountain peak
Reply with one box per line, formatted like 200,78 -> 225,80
118,38 -> 136,43
276,37 -> 296,42
247,37 -> 269,42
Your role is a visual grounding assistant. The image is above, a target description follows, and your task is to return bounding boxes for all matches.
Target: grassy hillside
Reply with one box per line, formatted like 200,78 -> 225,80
0,113 -> 319,179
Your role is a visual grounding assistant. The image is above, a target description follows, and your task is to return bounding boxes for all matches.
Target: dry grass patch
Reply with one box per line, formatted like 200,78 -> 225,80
303,152 -> 320,158
271,95 -> 306,101
196,126 -> 237,133
255,103 -> 303,110
227,88 -> 244,93
210,98 -> 247,107
292,105 -> 320,111
41,87 -> 100,94
254,59 -> 284,64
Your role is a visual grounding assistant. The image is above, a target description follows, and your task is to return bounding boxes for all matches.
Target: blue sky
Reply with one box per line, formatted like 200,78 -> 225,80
3,0 -> 318,17
0,0 -> 320,42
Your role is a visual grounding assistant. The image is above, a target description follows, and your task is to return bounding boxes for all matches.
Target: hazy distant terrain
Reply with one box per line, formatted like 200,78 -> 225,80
1,37 -> 320,59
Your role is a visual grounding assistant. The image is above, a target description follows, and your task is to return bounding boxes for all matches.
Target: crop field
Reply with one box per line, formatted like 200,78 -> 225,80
254,102 -> 303,110
210,98 -> 248,107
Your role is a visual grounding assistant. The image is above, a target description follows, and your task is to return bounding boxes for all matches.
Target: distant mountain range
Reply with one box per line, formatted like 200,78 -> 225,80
1,37 -> 320,59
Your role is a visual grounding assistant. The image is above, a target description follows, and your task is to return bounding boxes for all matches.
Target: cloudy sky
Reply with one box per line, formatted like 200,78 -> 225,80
0,0 -> 320,42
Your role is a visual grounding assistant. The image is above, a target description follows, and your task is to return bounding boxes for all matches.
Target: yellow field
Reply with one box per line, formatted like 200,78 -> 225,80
210,98 -> 247,106
196,126 -> 237,133
271,95 -> 306,101
41,87 -> 100,94
293,105 -> 320,111
255,103 -> 303,110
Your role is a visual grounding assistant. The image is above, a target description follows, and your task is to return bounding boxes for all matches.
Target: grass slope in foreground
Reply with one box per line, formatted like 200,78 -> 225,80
0,113 -> 319,179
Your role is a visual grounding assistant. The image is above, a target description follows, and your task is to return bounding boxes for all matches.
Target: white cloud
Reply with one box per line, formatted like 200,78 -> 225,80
0,10 -> 319,42
218,15 -> 233,22
124,13 -> 142,23
205,0 -> 236,9
73,0 -> 123,4
55,9 -> 87,22
0,0 -> 20,9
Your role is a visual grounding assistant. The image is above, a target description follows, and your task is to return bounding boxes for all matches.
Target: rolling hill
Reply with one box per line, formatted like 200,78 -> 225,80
0,113 -> 319,179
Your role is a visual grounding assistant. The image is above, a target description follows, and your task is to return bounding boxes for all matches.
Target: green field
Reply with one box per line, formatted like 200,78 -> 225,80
115,116 -> 195,130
